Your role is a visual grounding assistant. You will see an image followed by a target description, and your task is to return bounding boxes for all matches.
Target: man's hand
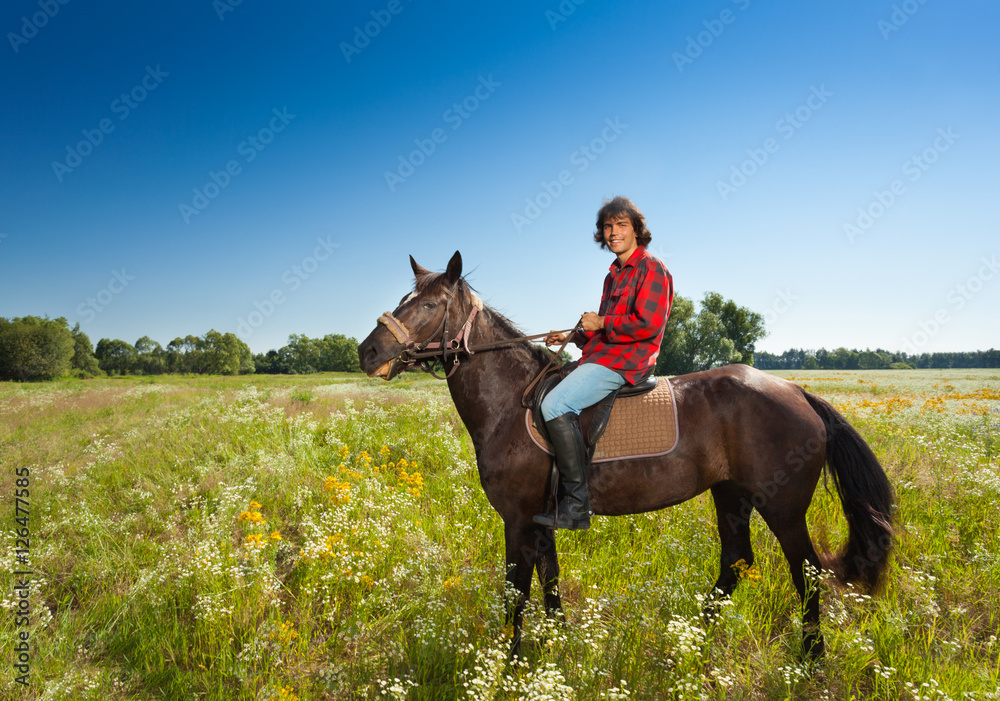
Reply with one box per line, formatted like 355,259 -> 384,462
581,312 -> 604,332
544,331 -> 567,346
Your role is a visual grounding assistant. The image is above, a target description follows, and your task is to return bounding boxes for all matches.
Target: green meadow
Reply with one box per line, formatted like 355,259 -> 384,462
1,369 -> 999,700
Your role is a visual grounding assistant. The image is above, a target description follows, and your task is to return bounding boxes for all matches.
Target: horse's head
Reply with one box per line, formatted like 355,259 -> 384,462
358,250 -> 474,380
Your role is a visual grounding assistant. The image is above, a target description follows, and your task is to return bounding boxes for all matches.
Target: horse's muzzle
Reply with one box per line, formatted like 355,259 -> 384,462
371,359 -> 395,380
358,333 -> 401,380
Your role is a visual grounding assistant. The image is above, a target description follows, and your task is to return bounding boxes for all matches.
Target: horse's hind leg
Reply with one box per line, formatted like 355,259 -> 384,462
759,512 -> 825,659
705,481 -> 756,619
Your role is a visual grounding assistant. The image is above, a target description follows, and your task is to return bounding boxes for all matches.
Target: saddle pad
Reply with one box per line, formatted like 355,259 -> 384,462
526,378 -> 679,462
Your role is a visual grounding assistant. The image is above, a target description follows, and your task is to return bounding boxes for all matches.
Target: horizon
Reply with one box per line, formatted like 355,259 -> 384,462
2,1 -> 997,357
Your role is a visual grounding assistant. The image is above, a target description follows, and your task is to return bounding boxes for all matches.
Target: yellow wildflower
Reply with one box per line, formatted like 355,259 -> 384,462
266,685 -> 298,701
324,476 -> 351,505
398,468 -> 424,497
269,620 -> 298,645
238,501 -> 266,524
731,558 -> 761,582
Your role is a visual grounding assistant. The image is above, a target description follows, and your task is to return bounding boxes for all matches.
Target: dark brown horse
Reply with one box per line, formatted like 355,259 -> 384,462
358,252 -> 894,659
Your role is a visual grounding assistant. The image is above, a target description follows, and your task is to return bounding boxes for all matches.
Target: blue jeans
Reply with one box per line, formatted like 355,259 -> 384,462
541,362 -> 626,422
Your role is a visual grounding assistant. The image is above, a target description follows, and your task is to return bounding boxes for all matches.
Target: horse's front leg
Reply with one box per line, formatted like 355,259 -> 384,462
533,526 -> 563,618
504,520 -> 556,660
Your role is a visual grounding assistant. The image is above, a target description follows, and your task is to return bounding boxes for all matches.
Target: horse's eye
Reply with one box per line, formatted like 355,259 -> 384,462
423,302 -> 436,310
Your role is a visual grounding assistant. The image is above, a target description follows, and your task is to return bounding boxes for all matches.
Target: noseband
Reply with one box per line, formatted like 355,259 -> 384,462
376,289 -> 484,379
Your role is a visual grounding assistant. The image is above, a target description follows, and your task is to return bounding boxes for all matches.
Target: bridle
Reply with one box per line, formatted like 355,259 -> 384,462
375,285 -> 579,401
376,286 -> 485,379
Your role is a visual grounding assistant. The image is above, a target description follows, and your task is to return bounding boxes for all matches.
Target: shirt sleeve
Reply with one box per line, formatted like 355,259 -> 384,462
572,328 -> 593,347
573,272 -> 614,348
602,259 -> 672,344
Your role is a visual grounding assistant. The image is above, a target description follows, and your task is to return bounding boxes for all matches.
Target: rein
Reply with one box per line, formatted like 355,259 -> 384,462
376,290 -> 579,400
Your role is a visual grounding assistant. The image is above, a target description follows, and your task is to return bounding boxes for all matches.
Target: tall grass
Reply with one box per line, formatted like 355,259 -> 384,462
1,369 -> 998,699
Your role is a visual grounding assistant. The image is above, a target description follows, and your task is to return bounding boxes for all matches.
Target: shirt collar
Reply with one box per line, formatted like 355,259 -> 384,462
610,245 -> 646,273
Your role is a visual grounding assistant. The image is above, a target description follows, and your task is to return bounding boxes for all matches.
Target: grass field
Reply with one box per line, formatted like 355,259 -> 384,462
2,368 -> 999,700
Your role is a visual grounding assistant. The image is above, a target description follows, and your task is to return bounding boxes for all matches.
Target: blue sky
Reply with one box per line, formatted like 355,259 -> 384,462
1,0 -> 997,357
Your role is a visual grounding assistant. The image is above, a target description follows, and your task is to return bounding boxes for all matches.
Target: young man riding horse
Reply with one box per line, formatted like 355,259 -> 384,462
534,196 -> 674,530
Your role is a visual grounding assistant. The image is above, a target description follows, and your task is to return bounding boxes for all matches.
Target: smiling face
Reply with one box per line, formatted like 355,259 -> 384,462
603,214 -> 639,263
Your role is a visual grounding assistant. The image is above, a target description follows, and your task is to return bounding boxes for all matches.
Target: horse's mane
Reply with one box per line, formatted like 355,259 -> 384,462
477,304 -> 553,370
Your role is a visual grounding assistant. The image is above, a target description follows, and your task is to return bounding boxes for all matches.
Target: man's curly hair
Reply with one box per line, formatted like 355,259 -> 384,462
593,196 -> 652,250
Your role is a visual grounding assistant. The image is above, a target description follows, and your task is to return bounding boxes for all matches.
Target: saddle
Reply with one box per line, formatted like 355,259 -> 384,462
529,361 -> 662,462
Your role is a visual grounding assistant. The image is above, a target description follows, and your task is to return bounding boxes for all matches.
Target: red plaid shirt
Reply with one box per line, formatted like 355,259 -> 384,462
574,246 -> 673,384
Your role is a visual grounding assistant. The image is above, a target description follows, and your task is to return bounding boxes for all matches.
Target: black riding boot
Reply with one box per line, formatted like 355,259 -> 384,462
533,413 -> 592,530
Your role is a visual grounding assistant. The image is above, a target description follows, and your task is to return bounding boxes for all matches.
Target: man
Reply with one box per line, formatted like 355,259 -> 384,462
533,196 -> 673,530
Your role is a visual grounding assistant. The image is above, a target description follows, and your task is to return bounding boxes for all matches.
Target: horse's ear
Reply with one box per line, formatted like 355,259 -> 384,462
445,251 -> 462,284
410,255 -> 431,279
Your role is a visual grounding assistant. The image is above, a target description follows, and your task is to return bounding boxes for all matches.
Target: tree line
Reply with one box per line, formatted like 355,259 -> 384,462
0,316 -> 364,381
2,298 -> 995,382
755,348 -> 1000,370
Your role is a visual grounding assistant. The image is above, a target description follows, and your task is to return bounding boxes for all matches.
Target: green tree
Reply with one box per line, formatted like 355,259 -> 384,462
165,338 -> 185,373
195,330 -> 253,375
701,292 -> 767,366
288,334 -> 319,373
317,334 -> 361,372
95,338 -> 138,376
255,334 -> 360,374
654,296 -> 695,375
237,339 -> 255,374
0,316 -> 75,381
135,336 -> 166,375
829,347 -> 859,370
254,349 -> 292,374
70,323 -> 103,376
654,293 -> 764,375
858,350 -> 883,370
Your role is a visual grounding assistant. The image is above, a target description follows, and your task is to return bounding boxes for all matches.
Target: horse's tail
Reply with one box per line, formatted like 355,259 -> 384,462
800,389 -> 894,591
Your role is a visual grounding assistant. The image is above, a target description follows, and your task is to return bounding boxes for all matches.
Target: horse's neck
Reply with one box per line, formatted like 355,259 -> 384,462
444,312 -> 545,445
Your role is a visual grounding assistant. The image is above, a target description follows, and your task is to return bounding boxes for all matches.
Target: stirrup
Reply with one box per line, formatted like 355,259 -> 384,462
533,509 -> 591,530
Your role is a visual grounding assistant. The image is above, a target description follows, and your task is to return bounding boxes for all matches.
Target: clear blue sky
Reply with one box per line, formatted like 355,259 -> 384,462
2,0 -> 997,357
